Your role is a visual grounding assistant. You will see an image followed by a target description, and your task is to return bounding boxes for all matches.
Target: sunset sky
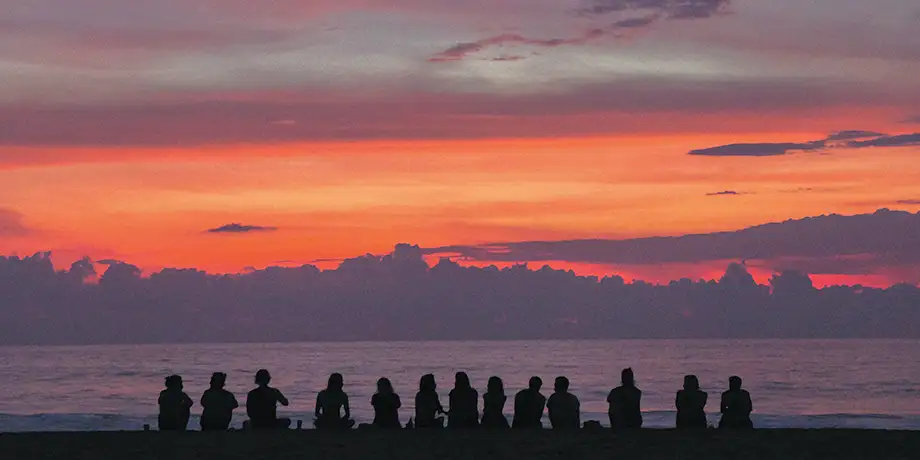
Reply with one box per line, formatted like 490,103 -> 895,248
2,0 -> 919,285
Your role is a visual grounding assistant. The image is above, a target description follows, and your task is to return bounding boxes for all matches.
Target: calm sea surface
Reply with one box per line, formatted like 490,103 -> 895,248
0,340 -> 918,432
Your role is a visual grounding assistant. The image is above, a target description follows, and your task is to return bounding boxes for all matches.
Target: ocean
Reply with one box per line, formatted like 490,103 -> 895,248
0,340 -> 918,432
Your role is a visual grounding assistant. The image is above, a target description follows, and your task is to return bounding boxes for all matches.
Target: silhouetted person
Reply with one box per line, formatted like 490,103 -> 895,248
480,376 -> 509,428
371,377 -> 402,429
246,369 -> 291,430
676,375 -> 708,429
315,373 -> 355,430
607,367 -> 642,430
547,376 -> 580,430
415,374 -> 445,428
200,372 -> 239,431
719,376 -> 753,429
513,376 -> 546,429
158,374 -> 193,431
448,372 -> 479,428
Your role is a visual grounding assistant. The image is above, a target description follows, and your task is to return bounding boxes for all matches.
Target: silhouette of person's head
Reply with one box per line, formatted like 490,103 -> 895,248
455,372 -> 471,390
621,368 -> 635,387
554,376 -> 569,393
165,374 -> 183,390
419,374 -> 436,392
683,375 -> 700,391
210,372 -> 227,389
255,369 -> 271,386
529,376 -> 543,391
729,375 -> 742,391
487,376 -> 504,395
327,373 -> 344,392
377,377 -> 394,394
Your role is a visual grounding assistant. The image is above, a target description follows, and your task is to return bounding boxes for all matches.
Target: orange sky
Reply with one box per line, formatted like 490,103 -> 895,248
2,130 -> 918,286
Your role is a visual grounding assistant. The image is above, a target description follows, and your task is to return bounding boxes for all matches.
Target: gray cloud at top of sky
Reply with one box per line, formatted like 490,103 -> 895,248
0,0 -> 919,144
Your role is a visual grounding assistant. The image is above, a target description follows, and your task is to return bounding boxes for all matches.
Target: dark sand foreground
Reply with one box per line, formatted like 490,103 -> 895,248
1,429 -> 918,460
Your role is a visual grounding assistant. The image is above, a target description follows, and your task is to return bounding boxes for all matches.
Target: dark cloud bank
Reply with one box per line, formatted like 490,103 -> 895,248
207,223 -> 277,233
689,130 -> 920,156
2,210 -> 919,345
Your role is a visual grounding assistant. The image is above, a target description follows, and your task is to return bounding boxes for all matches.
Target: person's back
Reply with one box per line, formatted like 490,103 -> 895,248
200,372 -> 238,431
719,376 -> 753,429
481,376 -> 509,428
547,377 -> 580,430
607,368 -> 642,430
246,369 -> 290,430
158,375 -> 193,431
415,374 -> 444,428
372,378 -> 402,429
675,375 -> 708,429
448,372 -> 479,428
513,377 -> 546,429
315,373 -> 354,430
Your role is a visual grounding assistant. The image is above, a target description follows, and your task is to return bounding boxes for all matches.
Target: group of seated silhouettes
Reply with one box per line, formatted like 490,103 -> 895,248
157,368 -> 753,431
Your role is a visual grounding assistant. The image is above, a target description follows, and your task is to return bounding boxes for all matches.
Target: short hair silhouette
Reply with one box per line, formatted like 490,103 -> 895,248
547,376 -> 579,429
165,374 -> 183,390
529,376 -> 543,390
255,369 -> 271,385
720,375 -> 753,430
554,376 -> 569,392
729,375 -> 742,391
210,372 -> 227,388
487,376 -> 504,394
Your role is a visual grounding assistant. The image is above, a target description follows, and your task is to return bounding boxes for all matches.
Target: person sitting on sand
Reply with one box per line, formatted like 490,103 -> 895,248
371,377 -> 402,429
719,376 -> 753,430
448,371 -> 479,428
415,374 -> 445,428
200,372 -> 239,431
607,368 -> 642,430
246,369 -> 291,430
480,376 -> 509,429
676,375 -> 708,429
158,374 -> 193,431
547,376 -> 580,430
513,376 -> 546,429
315,373 -> 356,430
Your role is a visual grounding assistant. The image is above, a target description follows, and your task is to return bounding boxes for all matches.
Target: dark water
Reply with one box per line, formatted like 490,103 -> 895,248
0,340 -> 917,431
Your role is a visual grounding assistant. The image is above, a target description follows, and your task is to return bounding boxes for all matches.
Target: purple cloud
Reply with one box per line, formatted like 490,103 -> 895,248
689,141 -> 825,157
825,130 -> 886,141
206,223 -> 278,234
846,133 -> 920,148
705,190 -> 743,196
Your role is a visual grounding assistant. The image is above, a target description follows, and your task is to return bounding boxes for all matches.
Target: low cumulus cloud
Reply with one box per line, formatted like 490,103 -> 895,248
0,240 -> 918,345
429,0 -> 731,61
206,223 -> 278,233
689,130 -> 920,157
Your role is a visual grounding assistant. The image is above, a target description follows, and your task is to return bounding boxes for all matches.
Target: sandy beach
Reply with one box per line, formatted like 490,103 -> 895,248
1,429 -> 917,460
